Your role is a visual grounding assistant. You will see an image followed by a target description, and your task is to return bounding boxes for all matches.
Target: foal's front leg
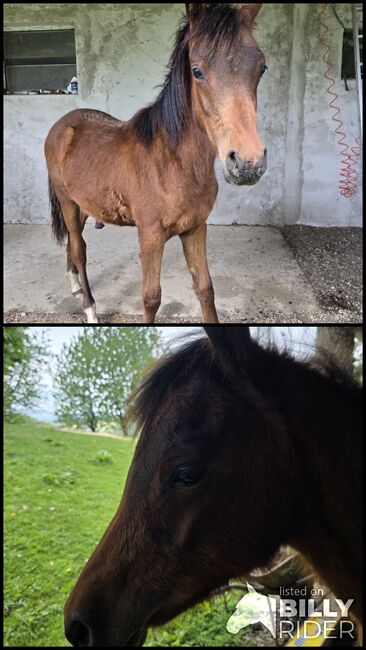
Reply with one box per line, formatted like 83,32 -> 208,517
180,223 -> 219,323
138,229 -> 166,323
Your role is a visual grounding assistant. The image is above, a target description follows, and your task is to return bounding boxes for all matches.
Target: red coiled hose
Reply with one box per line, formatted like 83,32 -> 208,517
318,4 -> 360,198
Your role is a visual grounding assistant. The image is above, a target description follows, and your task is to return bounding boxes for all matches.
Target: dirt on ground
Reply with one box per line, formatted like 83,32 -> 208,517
4,309 -> 353,324
3,310 -> 206,324
55,427 -> 131,441
281,226 -> 362,323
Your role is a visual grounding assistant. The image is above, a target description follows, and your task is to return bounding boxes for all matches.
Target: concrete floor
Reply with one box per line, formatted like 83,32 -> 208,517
3,224 -> 348,323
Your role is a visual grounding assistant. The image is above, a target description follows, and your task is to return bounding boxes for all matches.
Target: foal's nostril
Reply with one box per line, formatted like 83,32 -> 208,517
226,150 -> 244,177
66,619 -> 92,647
264,147 -> 267,157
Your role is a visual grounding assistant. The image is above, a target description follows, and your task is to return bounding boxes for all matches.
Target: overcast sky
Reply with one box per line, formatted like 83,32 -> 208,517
23,326 -> 316,422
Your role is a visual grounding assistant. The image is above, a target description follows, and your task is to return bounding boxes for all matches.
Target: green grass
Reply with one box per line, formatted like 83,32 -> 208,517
4,419 -> 249,647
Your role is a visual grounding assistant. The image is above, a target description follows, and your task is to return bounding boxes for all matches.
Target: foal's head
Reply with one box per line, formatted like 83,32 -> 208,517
65,328 -> 297,647
187,3 -> 267,185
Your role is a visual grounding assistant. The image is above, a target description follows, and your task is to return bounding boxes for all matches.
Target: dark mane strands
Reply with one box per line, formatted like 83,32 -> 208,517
189,3 -> 241,56
131,339 -> 213,433
131,20 -> 191,148
131,5 -> 241,148
130,334 -> 360,436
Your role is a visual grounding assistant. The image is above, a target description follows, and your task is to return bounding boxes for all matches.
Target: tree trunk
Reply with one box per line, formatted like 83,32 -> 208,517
316,327 -> 356,378
119,413 -> 128,436
89,412 -> 97,432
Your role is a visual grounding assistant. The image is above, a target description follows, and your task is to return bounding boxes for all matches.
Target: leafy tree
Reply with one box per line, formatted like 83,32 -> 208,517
90,327 -> 162,434
4,326 -> 49,419
4,327 -> 28,372
53,330 -> 101,431
53,327 -> 162,433
316,326 -> 362,381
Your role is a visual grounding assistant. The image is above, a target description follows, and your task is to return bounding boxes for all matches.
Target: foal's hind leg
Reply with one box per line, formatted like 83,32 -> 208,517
66,237 -> 82,296
60,200 -> 98,323
180,223 -> 219,323
66,212 -> 88,296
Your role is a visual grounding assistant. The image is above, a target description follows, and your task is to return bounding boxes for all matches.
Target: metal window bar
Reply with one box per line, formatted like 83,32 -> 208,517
352,4 -> 363,136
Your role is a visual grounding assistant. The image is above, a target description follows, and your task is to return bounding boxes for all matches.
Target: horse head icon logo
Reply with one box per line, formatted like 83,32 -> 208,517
227,583 -> 278,638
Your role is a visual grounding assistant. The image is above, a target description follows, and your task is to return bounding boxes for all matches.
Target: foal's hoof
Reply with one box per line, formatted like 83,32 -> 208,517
84,305 -> 99,324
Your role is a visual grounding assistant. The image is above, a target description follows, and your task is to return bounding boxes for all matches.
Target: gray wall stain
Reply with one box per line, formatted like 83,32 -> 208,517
4,2 -> 362,225
283,4 -> 309,225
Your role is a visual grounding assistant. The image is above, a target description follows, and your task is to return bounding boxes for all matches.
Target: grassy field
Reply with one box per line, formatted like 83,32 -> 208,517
4,418 -> 257,647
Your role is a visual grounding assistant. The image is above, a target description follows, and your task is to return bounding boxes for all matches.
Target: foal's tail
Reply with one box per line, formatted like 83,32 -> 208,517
48,176 -> 67,245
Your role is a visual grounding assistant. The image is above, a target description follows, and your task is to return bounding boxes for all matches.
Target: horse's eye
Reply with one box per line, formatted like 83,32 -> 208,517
260,65 -> 268,76
173,465 -> 202,485
192,66 -> 204,80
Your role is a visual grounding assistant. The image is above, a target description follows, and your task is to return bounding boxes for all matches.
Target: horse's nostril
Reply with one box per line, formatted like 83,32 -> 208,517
226,150 -> 245,177
66,619 -> 91,647
263,148 -> 267,157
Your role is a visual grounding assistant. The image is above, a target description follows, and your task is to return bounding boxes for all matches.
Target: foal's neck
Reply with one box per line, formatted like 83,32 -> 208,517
173,117 -> 217,181
251,345 -> 362,622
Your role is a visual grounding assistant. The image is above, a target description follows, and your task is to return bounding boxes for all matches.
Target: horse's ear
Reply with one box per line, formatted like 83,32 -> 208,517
203,326 -> 251,376
185,3 -> 207,24
239,3 -> 262,29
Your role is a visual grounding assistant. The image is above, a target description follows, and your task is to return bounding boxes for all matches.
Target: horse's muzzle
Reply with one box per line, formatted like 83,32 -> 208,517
65,617 -> 147,647
224,148 -> 267,186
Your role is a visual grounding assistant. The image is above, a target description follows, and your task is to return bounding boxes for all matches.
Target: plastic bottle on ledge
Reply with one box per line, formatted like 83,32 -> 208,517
67,77 -> 78,94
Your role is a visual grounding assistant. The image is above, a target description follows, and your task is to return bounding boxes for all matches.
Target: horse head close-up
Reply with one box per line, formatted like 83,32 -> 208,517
64,327 -> 362,646
44,3 -> 267,324
184,2 -> 267,186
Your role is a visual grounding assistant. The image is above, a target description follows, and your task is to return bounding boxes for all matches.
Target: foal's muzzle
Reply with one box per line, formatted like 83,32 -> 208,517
224,148 -> 267,186
65,618 -> 92,647
65,616 -> 147,647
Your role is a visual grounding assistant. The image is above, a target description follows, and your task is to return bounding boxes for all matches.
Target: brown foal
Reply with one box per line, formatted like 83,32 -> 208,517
45,4 -> 267,323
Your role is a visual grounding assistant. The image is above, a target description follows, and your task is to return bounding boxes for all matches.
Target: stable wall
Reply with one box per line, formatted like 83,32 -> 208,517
4,3 -> 362,226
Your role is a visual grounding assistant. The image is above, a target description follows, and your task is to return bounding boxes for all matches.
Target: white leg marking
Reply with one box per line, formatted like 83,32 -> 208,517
66,271 -> 83,296
84,304 -> 98,324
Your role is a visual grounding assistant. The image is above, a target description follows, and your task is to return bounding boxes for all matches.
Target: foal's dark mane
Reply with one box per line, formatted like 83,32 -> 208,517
132,339 -> 213,432
131,334 -> 360,435
131,5 -> 242,147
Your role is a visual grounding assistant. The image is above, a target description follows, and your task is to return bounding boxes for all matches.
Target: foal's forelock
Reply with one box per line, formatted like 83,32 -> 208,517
187,4 -> 242,56
129,338 -> 214,435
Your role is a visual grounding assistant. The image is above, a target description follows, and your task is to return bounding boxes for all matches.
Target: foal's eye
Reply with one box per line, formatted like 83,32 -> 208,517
173,465 -> 203,485
192,66 -> 204,80
260,65 -> 268,76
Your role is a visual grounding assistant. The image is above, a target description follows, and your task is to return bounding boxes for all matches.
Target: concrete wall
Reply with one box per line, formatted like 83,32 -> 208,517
4,3 -> 362,226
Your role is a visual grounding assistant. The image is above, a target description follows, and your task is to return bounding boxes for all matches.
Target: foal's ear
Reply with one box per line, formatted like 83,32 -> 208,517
239,3 -> 262,29
204,327 -> 251,377
185,3 -> 208,24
